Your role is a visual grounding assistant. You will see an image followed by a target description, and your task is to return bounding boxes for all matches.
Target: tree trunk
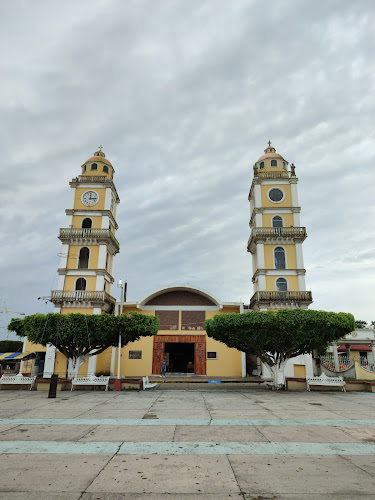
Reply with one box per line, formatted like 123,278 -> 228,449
267,359 -> 287,389
67,356 -> 85,379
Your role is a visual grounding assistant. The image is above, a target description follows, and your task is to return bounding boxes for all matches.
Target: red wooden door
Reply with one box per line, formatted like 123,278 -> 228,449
194,342 -> 206,375
152,341 -> 165,375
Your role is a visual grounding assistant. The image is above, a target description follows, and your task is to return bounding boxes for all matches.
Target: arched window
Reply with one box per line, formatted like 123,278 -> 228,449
103,165 -> 109,173
271,159 -> 277,167
274,246 -> 286,269
81,218 -> 92,228
78,247 -> 90,269
259,161 -> 265,170
272,216 -> 283,227
105,253 -> 109,271
75,277 -> 86,291
82,164 -> 87,173
276,277 -> 288,291
91,163 -> 98,170
282,161 -> 286,170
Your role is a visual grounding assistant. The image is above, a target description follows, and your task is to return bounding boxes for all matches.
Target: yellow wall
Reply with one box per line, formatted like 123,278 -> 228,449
74,187 -> 106,211
261,184 -> 292,207
120,336 -> 154,377
72,215 -> 103,229
67,245 -> 99,270
81,161 -> 113,179
262,213 -> 294,227
64,275 -> 97,291
96,347 -> 112,375
294,364 -> 306,377
61,307 -> 94,314
355,362 -> 375,381
55,352 -> 68,378
264,244 -> 297,269
206,337 -> 242,377
266,275 -> 299,291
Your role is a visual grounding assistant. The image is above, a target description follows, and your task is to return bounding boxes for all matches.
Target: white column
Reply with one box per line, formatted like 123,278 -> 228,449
295,242 -> 304,269
371,342 -> 375,369
332,343 -> 340,372
87,354 -> 97,376
110,347 -> 116,376
101,215 -> 110,229
256,241 -> 265,269
69,187 -> 76,209
290,182 -> 299,207
54,306 -> 61,313
98,244 -> 107,269
93,307 -> 102,314
58,244 -> 69,269
241,352 -> 246,378
254,184 -> 261,208
293,211 -> 301,226
104,187 -> 112,210
19,337 -> 28,373
43,344 -> 56,378
255,212 -> 262,227
56,274 -> 65,291
258,273 -> 266,291
297,273 -> 306,291
96,275 -> 105,291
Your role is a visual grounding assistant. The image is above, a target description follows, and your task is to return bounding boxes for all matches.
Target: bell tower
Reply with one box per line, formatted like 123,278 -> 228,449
247,142 -> 312,310
51,147 -> 120,315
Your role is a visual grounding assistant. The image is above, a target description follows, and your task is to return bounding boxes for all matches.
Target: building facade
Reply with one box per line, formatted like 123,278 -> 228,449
22,143 -> 315,381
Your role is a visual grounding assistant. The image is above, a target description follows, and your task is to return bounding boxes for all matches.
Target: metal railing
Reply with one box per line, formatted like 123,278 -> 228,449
58,228 -> 119,249
250,291 -> 312,308
51,290 -> 116,305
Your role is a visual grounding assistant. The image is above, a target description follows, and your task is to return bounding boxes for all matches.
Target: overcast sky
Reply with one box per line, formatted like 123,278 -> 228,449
1,0 -> 374,340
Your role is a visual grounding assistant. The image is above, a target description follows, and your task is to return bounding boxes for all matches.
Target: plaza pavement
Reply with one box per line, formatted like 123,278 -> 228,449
0,386 -> 374,499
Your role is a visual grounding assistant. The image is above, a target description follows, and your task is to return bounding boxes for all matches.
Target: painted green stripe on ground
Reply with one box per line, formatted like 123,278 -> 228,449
0,441 -> 375,456
1,417 -> 375,427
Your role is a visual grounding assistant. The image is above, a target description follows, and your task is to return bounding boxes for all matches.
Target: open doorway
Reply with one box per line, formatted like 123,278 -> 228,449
165,342 -> 194,373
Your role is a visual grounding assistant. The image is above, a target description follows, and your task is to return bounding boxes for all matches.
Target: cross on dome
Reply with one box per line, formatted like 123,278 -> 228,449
94,145 -> 105,157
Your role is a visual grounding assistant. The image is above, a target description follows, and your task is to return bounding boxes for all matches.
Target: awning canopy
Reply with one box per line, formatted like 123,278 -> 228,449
0,352 -> 37,361
338,345 -> 372,352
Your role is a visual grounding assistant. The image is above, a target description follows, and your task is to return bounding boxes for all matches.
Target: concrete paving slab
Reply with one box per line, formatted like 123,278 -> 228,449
0,423 -> 20,433
330,410 -> 375,420
209,410 -> 277,419
342,426 -> 375,442
77,410 -> 148,419
81,495 -> 243,500
0,424 -> 97,441
174,425 -> 267,442
342,455 -> 375,477
3,493 -> 82,500
229,454 -> 375,495
256,425 -> 360,443
0,454 -> 112,492
86,455 -> 239,494
80,425 -> 176,442
149,410 -> 211,419
14,409 -> 88,419
270,409 -> 340,420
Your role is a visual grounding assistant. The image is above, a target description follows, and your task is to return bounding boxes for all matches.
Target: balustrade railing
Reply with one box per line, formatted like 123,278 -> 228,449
51,290 -> 116,305
77,175 -> 108,183
59,228 -> 119,248
320,353 -> 375,372
256,171 -> 290,179
250,291 -> 312,308
251,227 -> 306,239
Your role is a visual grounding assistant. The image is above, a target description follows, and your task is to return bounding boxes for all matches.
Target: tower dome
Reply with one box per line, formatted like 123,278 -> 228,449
256,141 -> 288,171
81,146 -> 114,178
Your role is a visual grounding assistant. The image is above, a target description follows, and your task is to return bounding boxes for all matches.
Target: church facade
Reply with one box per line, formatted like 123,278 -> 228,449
23,143 -> 314,380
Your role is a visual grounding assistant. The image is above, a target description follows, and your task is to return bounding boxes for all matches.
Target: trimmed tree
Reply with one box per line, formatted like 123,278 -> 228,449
205,309 -> 355,387
8,312 -> 159,378
0,340 -> 23,352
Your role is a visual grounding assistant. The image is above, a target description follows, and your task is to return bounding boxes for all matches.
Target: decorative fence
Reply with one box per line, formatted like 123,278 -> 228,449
320,354 -> 375,372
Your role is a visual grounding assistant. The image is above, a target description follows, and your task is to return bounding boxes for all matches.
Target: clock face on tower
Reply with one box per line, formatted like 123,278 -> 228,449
82,190 -> 99,206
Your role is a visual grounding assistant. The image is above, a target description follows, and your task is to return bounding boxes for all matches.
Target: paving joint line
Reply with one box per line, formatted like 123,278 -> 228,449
77,441 -> 122,500
340,453 -> 375,479
225,453 -> 244,497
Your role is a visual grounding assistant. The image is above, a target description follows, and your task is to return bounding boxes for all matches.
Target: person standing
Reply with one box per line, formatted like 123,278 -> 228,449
161,359 -> 167,378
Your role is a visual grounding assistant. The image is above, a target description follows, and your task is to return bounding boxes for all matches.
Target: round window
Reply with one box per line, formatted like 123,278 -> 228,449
268,188 -> 284,202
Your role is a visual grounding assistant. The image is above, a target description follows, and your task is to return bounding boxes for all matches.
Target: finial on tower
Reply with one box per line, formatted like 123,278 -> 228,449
94,145 -> 105,158
268,140 -> 272,147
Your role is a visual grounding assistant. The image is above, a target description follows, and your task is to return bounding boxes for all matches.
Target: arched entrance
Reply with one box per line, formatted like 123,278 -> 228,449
152,335 -> 206,375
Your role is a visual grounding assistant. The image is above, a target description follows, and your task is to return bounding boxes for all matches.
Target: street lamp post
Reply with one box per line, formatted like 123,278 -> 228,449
114,279 -> 127,391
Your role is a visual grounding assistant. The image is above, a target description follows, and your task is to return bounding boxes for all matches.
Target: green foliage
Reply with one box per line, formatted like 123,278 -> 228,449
205,309 -> 355,367
8,312 -> 159,360
355,320 -> 367,329
0,340 -> 24,352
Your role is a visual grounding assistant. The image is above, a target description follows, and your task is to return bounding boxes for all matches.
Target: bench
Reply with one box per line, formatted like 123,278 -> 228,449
0,373 -> 36,390
306,372 -> 346,392
143,376 -> 158,390
71,375 -> 110,391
